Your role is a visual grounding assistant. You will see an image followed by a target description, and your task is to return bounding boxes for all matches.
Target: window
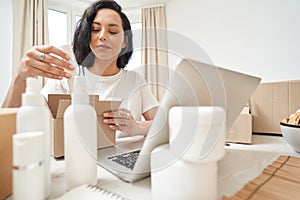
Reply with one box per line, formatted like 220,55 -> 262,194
48,9 -> 67,46
47,4 -> 82,46
126,22 -> 142,71
75,15 -> 81,25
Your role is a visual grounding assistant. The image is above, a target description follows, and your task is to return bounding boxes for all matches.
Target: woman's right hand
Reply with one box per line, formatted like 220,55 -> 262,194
2,45 -> 76,108
16,45 -> 75,81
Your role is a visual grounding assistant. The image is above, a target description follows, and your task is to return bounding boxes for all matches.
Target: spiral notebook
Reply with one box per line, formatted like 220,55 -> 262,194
55,184 -> 129,200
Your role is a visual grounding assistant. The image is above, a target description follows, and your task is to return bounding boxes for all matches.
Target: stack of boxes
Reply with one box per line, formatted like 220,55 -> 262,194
226,80 -> 300,144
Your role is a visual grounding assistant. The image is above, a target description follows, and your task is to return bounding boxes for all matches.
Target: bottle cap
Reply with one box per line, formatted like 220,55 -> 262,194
72,75 -> 89,104
26,77 -> 42,93
22,77 -> 44,106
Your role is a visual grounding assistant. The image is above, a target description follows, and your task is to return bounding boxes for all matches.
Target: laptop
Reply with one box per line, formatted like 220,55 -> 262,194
97,59 -> 261,182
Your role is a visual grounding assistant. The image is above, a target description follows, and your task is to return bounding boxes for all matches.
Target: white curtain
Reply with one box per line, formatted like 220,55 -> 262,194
142,5 -> 168,102
12,0 -> 49,77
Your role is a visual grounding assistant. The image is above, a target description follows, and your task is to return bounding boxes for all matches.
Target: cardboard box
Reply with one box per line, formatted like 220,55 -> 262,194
249,80 -> 300,134
47,94 -> 70,157
0,108 -> 19,200
226,107 -> 252,144
47,94 -> 120,158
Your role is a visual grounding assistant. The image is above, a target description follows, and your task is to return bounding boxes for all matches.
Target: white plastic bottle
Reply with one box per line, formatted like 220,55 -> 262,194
13,131 -> 45,200
16,77 -> 51,198
64,75 -> 97,190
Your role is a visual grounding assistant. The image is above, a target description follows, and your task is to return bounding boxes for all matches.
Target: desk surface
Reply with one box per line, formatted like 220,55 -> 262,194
49,135 -> 300,200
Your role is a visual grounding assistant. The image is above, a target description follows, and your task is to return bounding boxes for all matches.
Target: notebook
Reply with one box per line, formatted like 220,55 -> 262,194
55,184 -> 129,200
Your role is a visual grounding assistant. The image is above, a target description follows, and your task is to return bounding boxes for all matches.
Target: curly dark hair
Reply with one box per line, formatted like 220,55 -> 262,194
72,0 -> 133,68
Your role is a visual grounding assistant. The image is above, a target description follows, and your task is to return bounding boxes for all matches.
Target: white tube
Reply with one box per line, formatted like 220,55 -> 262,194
13,131 -> 45,200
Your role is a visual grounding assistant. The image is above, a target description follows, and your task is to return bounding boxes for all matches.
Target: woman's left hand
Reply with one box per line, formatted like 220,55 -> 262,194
103,108 -> 151,136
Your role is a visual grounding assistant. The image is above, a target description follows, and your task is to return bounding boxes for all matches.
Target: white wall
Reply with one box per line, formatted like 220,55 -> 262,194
166,0 -> 300,82
124,8 -> 141,24
0,0 -> 12,106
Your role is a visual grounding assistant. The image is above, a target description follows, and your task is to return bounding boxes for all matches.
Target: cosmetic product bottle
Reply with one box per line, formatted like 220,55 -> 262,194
13,131 -> 45,200
16,77 -> 51,198
64,75 -> 97,190
151,106 -> 226,200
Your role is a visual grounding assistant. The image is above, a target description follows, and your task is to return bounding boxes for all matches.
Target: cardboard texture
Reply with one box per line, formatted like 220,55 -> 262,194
47,94 -> 71,157
226,107 -> 252,144
48,94 -> 120,158
0,108 -> 19,200
250,80 -> 300,134
89,96 -> 121,149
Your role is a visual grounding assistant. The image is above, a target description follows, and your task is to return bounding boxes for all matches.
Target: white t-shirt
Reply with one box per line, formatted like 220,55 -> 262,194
41,68 -> 159,122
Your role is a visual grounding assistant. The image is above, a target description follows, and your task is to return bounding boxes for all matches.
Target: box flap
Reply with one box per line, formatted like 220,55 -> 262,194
94,100 -> 121,114
241,107 -> 250,114
56,100 -> 71,118
0,108 -> 19,115
89,95 -> 100,105
94,101 -> 121,149
48,94 -> 71,118
48,94 -> 116,119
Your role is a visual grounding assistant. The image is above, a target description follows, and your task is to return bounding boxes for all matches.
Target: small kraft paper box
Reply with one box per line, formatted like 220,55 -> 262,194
250,80 -> 300,134
226,107 -> 252,144
0,108 -> 19,200
47,94 -> 121,158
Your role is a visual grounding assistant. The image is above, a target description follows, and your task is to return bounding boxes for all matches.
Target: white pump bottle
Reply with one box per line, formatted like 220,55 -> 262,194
16,77 -> 51,198
64,75 -> 97,190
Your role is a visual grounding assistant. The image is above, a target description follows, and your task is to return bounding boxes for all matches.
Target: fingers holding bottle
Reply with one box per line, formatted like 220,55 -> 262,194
16,45 -> 76,80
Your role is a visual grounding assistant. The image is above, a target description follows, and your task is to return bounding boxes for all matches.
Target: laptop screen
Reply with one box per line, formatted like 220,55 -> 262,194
142,59 -> 261,155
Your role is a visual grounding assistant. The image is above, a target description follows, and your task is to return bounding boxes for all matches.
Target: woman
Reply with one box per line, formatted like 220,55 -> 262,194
2,0 -> 159,137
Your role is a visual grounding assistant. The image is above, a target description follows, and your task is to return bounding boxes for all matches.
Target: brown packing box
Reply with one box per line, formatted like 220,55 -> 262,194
226,107 -> 252,144
47,94 -> 70,158
0,108 -> 19,200
47,94 -> 121,158
250,80 -> 300,134
89,96 -> 121,149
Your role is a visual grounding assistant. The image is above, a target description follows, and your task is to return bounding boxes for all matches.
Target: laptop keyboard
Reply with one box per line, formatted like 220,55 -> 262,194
107,149 -> 141,170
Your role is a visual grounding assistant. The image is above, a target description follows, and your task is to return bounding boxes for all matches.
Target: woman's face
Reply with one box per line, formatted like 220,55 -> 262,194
90,8 -> 126,63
